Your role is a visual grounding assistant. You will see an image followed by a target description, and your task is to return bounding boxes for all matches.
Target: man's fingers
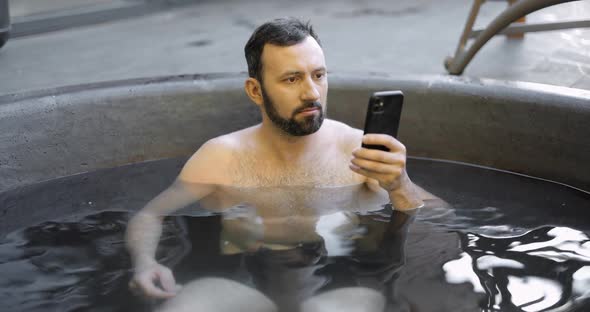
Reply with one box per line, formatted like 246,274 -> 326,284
158,268 -> 178,293
131,270 -> 177,299
141,282 -> 177,299
350,157 -> 398,174
352,148 -> 404,164
362,134 -> 406,154
349,163 -> 386,181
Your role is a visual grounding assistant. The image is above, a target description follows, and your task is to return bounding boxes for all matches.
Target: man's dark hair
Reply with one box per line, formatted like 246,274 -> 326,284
244,17 -> 321,82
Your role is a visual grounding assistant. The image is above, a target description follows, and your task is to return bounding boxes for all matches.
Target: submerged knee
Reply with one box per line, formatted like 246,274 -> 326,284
301,287 -> 386,312
157,277 -> 277,312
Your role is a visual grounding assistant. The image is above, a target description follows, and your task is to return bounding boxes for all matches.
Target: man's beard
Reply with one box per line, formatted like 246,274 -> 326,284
261,86 -> 324,137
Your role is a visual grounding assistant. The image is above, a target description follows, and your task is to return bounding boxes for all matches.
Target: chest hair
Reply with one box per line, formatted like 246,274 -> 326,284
229,150 -> 359,187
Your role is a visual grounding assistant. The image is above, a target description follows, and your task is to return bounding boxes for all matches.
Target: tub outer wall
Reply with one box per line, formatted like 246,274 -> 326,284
1,73 -> 589,193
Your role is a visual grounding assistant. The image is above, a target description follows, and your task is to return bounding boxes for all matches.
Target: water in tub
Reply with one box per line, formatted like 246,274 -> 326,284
0,157 -> 589,311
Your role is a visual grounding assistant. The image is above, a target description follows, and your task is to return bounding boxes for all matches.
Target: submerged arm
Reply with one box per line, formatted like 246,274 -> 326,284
125,180 -> 214,269
125,139 -> 228,298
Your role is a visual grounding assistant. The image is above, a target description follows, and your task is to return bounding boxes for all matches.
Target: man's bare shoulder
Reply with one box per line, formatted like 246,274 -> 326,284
325,119 -> 363,150
178,126 -> 258,184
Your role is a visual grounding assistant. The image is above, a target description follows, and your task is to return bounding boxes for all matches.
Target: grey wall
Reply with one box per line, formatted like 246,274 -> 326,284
1,73 -> 589,192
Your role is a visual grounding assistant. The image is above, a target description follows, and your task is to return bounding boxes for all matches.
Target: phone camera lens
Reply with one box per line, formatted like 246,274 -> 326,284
372,99 -> 385,113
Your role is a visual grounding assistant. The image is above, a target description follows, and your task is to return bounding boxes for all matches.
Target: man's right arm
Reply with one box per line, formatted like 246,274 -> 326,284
125,138 -> 230,298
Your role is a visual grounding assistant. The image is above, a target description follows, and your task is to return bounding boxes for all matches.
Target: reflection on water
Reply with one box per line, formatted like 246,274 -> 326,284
443,227 -> 590,311
0,157 -> 589,311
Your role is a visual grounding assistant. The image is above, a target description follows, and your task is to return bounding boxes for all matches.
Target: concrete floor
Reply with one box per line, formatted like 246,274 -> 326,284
0,0 -> 589,96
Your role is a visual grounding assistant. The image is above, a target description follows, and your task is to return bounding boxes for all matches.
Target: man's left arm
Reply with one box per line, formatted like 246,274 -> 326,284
350,134 -> 446,211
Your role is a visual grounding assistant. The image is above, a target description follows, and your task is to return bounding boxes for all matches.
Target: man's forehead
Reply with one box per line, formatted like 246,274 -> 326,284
262,36 -> 325,75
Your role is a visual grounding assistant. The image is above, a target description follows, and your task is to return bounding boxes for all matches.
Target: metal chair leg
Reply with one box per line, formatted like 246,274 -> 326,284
445,0 -> 580,75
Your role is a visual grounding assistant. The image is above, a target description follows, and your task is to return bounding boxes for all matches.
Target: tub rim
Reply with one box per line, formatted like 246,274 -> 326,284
1,72 -> 589,104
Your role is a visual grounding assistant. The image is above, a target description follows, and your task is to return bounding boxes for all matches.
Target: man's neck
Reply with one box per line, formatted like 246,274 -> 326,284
257,120 -> 326,165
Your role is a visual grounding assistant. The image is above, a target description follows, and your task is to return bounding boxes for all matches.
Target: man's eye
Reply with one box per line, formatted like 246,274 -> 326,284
315,73 -> 325,79
285,77 -> 297,83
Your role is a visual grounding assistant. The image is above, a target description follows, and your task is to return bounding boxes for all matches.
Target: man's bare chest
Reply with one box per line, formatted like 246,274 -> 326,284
228,150 -> 363,187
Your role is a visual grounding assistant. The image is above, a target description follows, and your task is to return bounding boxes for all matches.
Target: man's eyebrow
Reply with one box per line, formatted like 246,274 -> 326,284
279,71 -> 304,77
279,67 -> 326,77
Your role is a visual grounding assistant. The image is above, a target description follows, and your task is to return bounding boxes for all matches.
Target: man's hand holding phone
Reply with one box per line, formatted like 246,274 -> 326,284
350,133 -> 410,193
351,91 -> 424,211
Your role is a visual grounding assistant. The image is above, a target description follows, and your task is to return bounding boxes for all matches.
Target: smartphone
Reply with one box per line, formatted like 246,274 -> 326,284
362,91 -> 404,151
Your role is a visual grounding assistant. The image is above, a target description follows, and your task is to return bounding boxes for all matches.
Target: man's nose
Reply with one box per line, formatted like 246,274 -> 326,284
300,77 -> 321,102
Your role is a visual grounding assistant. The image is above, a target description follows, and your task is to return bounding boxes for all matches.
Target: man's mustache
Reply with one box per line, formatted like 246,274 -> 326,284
292,101 -> 322,116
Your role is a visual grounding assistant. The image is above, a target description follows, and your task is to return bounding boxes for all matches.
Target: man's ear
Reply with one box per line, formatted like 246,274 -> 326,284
244,77 -> 263,106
